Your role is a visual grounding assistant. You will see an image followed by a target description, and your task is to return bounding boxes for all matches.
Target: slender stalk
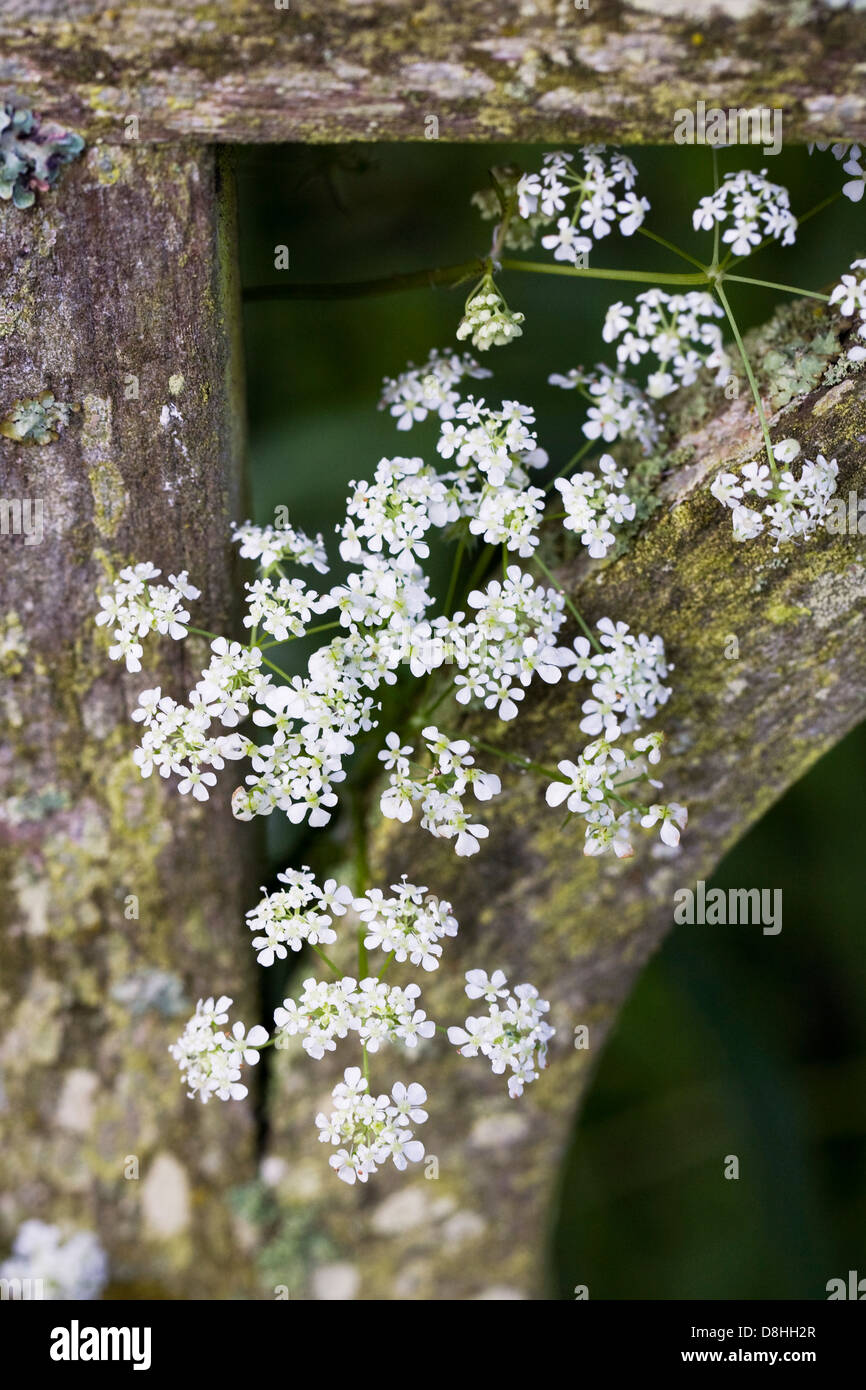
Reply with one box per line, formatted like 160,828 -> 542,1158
470,737 -> 561,782
244,260 -> 482,302
724,274 -> 829,302
532,553 -> 602,653
637,227 -> 709,274
501,258 -> 707,286
545,437 -> 594,494
713,280 -> 775,469
711,149 -> 720,268
377,950 -> 397,981
186,626 -> 222,644
310,944 -> 340,975
259,654 -> 294,681
444,535 -> 466,618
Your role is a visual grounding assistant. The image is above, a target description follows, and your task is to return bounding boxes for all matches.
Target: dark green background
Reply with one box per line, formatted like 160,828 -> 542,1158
232,143 -> 865,1300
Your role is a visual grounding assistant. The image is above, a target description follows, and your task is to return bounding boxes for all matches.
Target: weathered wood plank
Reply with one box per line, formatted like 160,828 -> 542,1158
0,145 -> 259,1298
2,1 -> 865,145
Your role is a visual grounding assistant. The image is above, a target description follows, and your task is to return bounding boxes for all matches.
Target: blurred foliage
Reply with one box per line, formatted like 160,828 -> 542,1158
233,142 -> 866,1300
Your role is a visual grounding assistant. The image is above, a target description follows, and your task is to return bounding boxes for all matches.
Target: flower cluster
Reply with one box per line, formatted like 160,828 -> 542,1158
95,564 -> 200,673
564,616 -> 672,735
355,878 -> 458,971
316,1069 -> 428,1184
274,975 -> 435,1058
603,289 -> 731,399
379,724 -> 503,855
809,142 -> 864,205
456,273 -> 525,350
232,518 -> 328,573
555,455 -> 636,558
106,342 -> 687,1187
549,365 -> 659,454
515,148 -> 649,264
546,734 -> 684,858
245,867 -> 353,966
692,169 -> 797,256
470,166 -> 549,252
830,257 -> 866,362
0,1221 -> 108,1300
168,995 -> 268,1102
710,440 -> 839,547
448,969 -> 555,1098
379,348 -> 491,430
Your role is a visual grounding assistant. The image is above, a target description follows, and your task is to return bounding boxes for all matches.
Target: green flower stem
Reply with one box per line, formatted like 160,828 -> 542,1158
259,620 -> 341,651
186,626 -> 223,643
444,535 -> 466,617
531,553 -> 602,654
464,542 -> 496,596
362,1044 -> 370,1083
636,227 -> 709,274
243,260 -> 483,302
377,950 -> 397,980
259,654 -> 294,681
352,791 -> 371,979
713,280 -> 775,470
310,943 -> 340,974
545,437 -> 594,494
724,273 -> 830,302
245,258 -> 710,303
711,149 -> 720,267
500,258 -> 708,286
469,737 -> 561,782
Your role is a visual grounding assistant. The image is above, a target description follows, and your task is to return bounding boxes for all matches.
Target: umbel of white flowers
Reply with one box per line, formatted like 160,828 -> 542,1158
97,139 -> 864,1185
96,341 -> 689,1183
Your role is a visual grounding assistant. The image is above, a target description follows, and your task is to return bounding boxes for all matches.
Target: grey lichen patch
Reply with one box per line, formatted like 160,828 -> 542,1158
0,392 -> 77,444
0,105 -> 84,209
806,564 -> 866,630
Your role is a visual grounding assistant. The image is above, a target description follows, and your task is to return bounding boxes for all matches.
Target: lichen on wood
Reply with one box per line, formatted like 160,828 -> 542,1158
0,145 -> 259,1298
2,1 -> 866,145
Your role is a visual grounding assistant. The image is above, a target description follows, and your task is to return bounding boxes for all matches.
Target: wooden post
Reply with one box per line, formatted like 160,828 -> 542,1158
0,145 -> 259,1298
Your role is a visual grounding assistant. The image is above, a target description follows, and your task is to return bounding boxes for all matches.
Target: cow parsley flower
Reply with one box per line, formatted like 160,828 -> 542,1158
95,565 -> 199,671
245,867 -> 352,966
0,1222 -> 108,1301
555,455 -> 636,557
602,289 -> 731,399
516,148 -> 649,262
355,878 -> 458,971
692,169 -> 797,255
456,275 -> 525,351
379,347 -> 491,429
316,1069 -> 427,1184
830,257 -> 866,362
711,446 -> 839,548
104,338 -> 692,1189
549,365 -> 659,454
448,970 -> 554,1098
169,997 -> 268,1101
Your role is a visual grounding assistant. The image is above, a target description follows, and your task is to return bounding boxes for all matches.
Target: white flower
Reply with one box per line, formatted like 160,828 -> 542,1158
449,971 -> 554,1097
0,1222 -> 108,1301
693,169 -> 797,255
456,278 -> 525,351
170,997 -> 269,1101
